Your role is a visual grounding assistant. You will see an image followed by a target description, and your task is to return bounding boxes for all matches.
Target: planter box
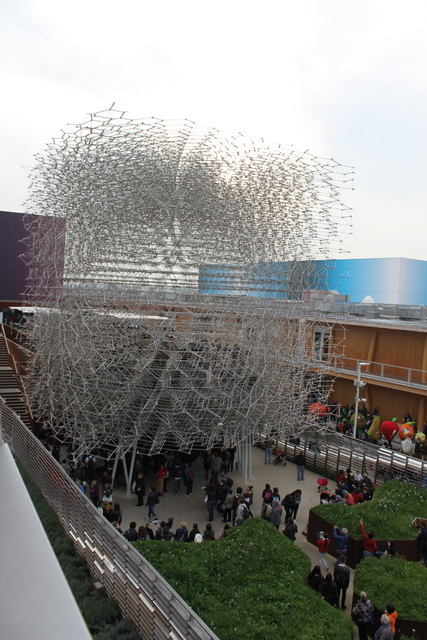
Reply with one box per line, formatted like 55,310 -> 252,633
351,593 -> 427,640
307,509 -> 421,569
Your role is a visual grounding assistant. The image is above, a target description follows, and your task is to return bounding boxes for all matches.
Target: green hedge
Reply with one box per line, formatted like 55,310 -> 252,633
354,556 -> 427,623
135,518 -> 354,640
17,463 -> 141,640
312,480 -> 427,539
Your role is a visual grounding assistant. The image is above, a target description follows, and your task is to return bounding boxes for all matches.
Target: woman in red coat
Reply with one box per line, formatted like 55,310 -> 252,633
316,532 -> 330,572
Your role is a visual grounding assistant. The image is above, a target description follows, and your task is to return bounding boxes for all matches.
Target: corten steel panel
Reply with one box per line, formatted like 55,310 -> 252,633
307,509 -> 422,569
351,593 -> 427,640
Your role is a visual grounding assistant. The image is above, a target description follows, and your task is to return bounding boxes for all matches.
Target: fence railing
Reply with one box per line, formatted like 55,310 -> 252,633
0,402 -> 219,640
268,429 -> 427,487
323,356 -> 427,390
3,399 -> 427,640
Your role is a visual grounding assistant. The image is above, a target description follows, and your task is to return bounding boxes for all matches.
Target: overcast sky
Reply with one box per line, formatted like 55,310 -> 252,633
1,0 -> 426,260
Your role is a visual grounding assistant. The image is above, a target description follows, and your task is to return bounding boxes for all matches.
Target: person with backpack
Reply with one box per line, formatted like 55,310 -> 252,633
185,464 -> 196,496
282,493 -> 295,522
261,483 -> 273,504
235,498 -> 250,525
352,591 -> 374,640
333,555 -> 350,609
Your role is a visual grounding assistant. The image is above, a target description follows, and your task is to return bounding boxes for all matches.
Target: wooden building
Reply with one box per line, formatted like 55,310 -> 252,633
311,306 -> 427,427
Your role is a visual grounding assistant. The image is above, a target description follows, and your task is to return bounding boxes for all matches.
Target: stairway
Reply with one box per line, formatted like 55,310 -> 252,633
0,335 -> 32,428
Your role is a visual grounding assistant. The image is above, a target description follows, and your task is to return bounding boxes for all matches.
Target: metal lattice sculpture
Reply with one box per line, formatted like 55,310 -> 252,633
23,108 -> 352,457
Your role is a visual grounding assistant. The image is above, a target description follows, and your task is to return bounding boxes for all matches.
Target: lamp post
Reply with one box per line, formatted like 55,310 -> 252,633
353,361 -> 369,438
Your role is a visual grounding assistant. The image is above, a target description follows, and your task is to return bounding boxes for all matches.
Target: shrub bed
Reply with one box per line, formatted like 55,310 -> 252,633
18,463 -> 141,640
311,480 -> 427,540
135,518 -> 354,640
354,556 -> 427,639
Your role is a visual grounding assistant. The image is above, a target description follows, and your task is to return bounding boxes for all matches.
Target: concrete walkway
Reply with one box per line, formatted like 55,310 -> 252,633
112,444 -> 356,615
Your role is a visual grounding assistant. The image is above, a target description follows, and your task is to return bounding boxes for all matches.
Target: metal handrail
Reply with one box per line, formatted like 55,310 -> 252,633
0,403 -> 219,640
311,355 -> 427,391
268,429 -> 427,487
0,324 -> 34,420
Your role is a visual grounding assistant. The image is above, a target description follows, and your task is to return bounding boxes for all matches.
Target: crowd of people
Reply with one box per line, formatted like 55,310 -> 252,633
47,437 -> 412,639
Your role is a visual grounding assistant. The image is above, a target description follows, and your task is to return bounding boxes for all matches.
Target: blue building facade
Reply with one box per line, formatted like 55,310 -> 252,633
312,258 -> 427,306
198,258 -> 427,306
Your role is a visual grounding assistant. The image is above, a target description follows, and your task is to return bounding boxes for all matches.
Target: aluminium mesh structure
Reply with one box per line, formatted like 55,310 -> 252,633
23,108 -> 353,457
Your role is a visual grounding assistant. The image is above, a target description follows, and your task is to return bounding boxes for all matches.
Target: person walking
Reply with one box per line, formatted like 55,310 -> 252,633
146,486 -> 159,521
352,591 -> 374,640
333,555 -> 350,610
316,532 -> 330,572
322,572 -> 339,607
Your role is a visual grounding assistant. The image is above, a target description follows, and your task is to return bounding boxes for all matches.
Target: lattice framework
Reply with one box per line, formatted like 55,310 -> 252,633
23,108 -> 352,456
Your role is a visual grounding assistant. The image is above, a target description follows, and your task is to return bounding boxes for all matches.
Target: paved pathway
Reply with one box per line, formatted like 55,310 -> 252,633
112,444 -> 355,614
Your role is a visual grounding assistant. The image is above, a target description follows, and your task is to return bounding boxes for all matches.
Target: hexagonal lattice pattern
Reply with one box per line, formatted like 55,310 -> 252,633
23,108 -> 352,456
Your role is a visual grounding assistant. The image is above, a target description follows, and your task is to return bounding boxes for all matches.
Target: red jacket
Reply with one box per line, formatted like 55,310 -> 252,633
360,523 -> 378,553
316,537 -> 330,553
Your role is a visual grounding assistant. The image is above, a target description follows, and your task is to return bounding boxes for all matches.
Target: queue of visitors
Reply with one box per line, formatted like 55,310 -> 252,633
51,437 -> 412,640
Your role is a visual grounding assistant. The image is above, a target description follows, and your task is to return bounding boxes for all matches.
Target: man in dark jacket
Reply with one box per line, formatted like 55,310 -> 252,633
295,452 -> 306,481
146,487 -> 159,521
134,472 -> 146,506
124,522 -> 138,541
334,556 -> 350,610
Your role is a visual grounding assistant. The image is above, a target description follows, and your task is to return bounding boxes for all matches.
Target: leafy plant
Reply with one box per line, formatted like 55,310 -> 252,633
135,518 -> 354,640
312,480 -> 427,539
354,556 -> 427,622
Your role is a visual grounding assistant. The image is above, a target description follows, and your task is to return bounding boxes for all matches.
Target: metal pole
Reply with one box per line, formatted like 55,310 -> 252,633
353,362 -> 369,439
126,441 -> 138,497
353,362 -> 361,439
